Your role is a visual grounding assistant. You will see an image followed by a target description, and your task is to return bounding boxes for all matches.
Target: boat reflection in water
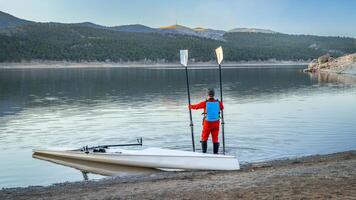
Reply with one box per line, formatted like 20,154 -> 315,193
33,152 -> 160,180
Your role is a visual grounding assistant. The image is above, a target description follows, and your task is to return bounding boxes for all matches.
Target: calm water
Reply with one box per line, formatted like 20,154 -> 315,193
0,66 -> 355,188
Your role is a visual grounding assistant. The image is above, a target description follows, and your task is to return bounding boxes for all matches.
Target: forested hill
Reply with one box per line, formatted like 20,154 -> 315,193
0,13 -> 355,62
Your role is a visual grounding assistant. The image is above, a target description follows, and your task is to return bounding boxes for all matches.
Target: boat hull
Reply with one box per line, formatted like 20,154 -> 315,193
33,148 -> 240,171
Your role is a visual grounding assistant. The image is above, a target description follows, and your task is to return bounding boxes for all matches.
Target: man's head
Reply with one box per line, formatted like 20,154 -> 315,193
207,88 -> 215,98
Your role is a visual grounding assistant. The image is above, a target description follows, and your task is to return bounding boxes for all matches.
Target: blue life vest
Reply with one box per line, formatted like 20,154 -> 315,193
205,100 -> 220,121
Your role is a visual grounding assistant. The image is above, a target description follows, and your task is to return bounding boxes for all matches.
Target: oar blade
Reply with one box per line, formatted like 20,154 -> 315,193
180,49 -> 189,67
215,46 -> 224,65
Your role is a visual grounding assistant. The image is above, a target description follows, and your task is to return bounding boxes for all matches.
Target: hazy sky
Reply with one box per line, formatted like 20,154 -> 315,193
1,0 -> 355,37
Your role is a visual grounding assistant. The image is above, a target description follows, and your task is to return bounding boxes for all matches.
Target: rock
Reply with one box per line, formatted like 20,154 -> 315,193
318,54 -> 330,65
328,57 -> 335,62
306,59 -> 319,72
305,53 -> 356,75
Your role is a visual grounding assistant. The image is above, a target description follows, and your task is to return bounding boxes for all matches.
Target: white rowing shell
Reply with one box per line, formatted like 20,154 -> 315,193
33,147 -> 240,171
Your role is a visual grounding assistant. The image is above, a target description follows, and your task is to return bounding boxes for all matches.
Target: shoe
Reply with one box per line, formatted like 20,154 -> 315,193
201,141 -> 207,153
213,142 -> 219,154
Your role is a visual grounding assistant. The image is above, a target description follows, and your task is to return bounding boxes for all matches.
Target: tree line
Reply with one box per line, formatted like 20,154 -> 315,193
0,23 -> 355,62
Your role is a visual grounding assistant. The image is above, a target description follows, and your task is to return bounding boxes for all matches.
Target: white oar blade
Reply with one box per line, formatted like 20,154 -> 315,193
215,46 -> 224,65
180,49 -> 188,67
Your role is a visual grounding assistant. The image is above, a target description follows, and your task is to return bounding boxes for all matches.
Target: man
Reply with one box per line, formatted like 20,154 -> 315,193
189,88 -> 224,154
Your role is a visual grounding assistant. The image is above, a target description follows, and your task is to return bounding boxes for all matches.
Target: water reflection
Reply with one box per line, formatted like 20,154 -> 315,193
309,71 -> 356,85
0,67 -> 315,113
0,66 -> 356,187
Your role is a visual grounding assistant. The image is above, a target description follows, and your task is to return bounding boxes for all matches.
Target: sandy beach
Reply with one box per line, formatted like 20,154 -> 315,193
1,150 -> 355,200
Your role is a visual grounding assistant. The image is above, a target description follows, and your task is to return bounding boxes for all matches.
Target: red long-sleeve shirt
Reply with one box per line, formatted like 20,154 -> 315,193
190,99 -> 224,113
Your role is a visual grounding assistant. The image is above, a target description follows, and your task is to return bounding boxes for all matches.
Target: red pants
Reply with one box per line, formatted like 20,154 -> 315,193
201,120 -> 220,143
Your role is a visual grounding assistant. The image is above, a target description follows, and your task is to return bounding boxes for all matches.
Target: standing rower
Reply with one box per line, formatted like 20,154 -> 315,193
189,88 -> 224,154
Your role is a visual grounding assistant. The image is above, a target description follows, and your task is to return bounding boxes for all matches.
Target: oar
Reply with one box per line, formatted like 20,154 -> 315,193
215,46 -> 226,155
180,49 -> 195,152
75,138 -> 143,152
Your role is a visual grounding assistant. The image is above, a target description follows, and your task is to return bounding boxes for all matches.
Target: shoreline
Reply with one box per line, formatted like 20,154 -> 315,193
1,150 -> 355,199
0,60 -> 308,69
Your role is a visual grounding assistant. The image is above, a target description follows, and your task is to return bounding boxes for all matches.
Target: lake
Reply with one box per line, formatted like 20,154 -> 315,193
0,66 -> 355,188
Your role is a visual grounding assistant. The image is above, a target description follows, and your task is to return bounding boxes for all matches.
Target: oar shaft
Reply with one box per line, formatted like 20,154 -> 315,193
97,143 -> 142,148
75,142 -> 143,151
219,64 -> 224,103
218,64 -> 226,155
185,66 -> 195,152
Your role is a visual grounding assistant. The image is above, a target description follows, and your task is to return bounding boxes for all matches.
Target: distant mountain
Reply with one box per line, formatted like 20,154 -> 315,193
112,24 -> 156,33
158,24 -> 225,40
229,28 -> 278,34
0,11 -> 277,40
0,11 -> 33,28
71,22 -> 157,33
0,11 -> 355,63
74,22 -> 107,29
159,24 -> 198,35
193,27 -> 226,41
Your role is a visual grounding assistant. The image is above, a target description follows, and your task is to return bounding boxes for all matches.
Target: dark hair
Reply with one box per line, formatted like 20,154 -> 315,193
207,88 -> 215,97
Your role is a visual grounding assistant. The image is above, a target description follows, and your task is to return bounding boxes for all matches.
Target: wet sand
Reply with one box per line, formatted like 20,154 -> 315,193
1,151 -> 355,200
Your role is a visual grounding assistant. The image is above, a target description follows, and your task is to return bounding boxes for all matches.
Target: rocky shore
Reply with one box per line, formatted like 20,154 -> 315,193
304,53 -> 356,75
1,151 -> 355,200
